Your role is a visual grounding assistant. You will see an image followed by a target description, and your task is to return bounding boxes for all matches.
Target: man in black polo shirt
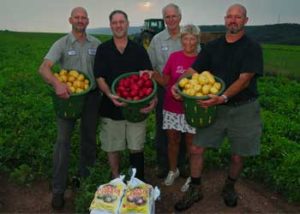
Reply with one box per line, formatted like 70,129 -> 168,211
94,10 -> 155,181
173,3 -> 263,211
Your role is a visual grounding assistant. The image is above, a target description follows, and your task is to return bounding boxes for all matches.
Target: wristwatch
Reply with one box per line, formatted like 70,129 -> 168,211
221,94 -> 229,103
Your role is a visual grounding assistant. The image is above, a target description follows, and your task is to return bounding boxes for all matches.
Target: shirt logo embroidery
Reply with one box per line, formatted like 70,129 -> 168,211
67,50 -> 77,56
88,48 -> 97,55
176,66 -> 185,74
161,44 -> 168,51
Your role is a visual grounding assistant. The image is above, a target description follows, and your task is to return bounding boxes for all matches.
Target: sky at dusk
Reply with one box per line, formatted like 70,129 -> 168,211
1,0 -> 300,33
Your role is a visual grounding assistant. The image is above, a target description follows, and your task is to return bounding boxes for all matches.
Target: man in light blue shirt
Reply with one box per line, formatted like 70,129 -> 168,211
147,3 -> 188,180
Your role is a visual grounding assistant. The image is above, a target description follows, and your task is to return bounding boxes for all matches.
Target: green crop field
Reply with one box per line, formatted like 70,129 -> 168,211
262,44 -> 300,80
0,31 -> 300,212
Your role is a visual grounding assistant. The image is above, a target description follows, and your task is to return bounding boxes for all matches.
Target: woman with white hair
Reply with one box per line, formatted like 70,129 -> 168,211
149,24 -> 201,188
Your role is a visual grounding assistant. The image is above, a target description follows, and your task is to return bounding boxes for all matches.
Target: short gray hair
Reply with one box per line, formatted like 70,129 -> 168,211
162,3 -> 181,17
181,24 -> 201,42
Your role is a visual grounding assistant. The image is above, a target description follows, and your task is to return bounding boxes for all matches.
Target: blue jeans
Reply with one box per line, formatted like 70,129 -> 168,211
52,89 -> 102,194
155,86 -> 187,172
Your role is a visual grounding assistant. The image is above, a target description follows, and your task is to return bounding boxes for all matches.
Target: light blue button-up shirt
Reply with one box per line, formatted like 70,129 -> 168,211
147,29 -> 182,74
45,32 -> 100,89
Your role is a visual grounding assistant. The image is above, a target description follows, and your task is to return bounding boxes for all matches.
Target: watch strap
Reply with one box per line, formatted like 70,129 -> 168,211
221,94 -> 228,103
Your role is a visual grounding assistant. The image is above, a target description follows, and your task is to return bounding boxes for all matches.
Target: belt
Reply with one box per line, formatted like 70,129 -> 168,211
226,97 -> 257,107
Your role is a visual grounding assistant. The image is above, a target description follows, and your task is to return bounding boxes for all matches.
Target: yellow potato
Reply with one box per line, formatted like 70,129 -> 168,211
184,83 -> 192,90
57,76 -> 63,82
70,86 -> 76,93
80,81 -> 86,89
59,69 -> 67,76
67,75 -> 76,83
195,92 -> 204,97
182,89 -> 189,95
179,78 -> 189,88
192,84 -> 201,92
201,71 -> 212,77
69,70 -> 79,78
60,75 -> 68,83
207,75 -> 215,84
202,71 -> 216,84
179,71 -> 224,98
75,88 -> 84,93
73,80 -> 82,89
213,82 -> 221,90
77,74 -> 85,81
191,73 -> 200,80
198,75 -> 208,85
189,79 -> 198,85
210,86 -> 219,94
202,84 -> 211,95
188,88 -> 196,96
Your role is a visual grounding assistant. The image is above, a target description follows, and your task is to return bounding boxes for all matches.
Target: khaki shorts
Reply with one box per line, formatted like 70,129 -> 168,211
193,100 -> 262,156
99,117 -> 146,152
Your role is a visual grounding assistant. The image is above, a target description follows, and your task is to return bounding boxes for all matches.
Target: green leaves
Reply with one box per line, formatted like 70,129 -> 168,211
1,31 -> 300,206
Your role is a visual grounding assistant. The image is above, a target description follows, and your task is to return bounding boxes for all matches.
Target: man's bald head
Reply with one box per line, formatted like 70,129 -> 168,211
71,7 -> 88,18
227,4 -> 247,18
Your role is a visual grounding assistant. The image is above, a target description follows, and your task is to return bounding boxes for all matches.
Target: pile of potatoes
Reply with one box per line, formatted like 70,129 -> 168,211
54,69 -> 90,94
178,71 -> 222,97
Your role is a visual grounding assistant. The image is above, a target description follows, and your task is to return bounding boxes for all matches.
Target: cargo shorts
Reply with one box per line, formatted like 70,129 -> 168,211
100,117 -> 146,152
193,100 -> 262,156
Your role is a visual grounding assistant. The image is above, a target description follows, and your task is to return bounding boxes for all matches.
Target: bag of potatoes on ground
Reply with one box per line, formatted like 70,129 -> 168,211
90,176 -> 126,214
120,169 -> 160,214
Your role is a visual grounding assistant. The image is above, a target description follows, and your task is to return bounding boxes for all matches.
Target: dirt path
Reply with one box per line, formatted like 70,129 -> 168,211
150,170 -> 300,214
1,169 -> 300,213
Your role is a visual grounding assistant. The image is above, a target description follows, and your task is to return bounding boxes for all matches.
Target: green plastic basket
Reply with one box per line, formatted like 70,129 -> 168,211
111,72 -> 157,122
176,74 -> 225,128
51,70 -> 92,119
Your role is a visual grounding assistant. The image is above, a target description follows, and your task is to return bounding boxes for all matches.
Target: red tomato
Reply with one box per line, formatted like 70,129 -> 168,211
130,90 -> 138,97
123,79 -> 130,87
137,79 -> 144,87
145,88 -> 153,96
118,79 -> 125,87
142,88 -> 148,95
122,91 -> 129,98
138,90 -> 145,98
130,74 -> 139,81
141,72 -> 150,81
116,73 -> 155,101
144,79 -> 153,88
133,96 -> 140,100
117,85 -> 126,92
130,84 -> 139,91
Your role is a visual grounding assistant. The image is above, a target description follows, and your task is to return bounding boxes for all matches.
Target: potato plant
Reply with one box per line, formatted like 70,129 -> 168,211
0,31 -> 300,208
